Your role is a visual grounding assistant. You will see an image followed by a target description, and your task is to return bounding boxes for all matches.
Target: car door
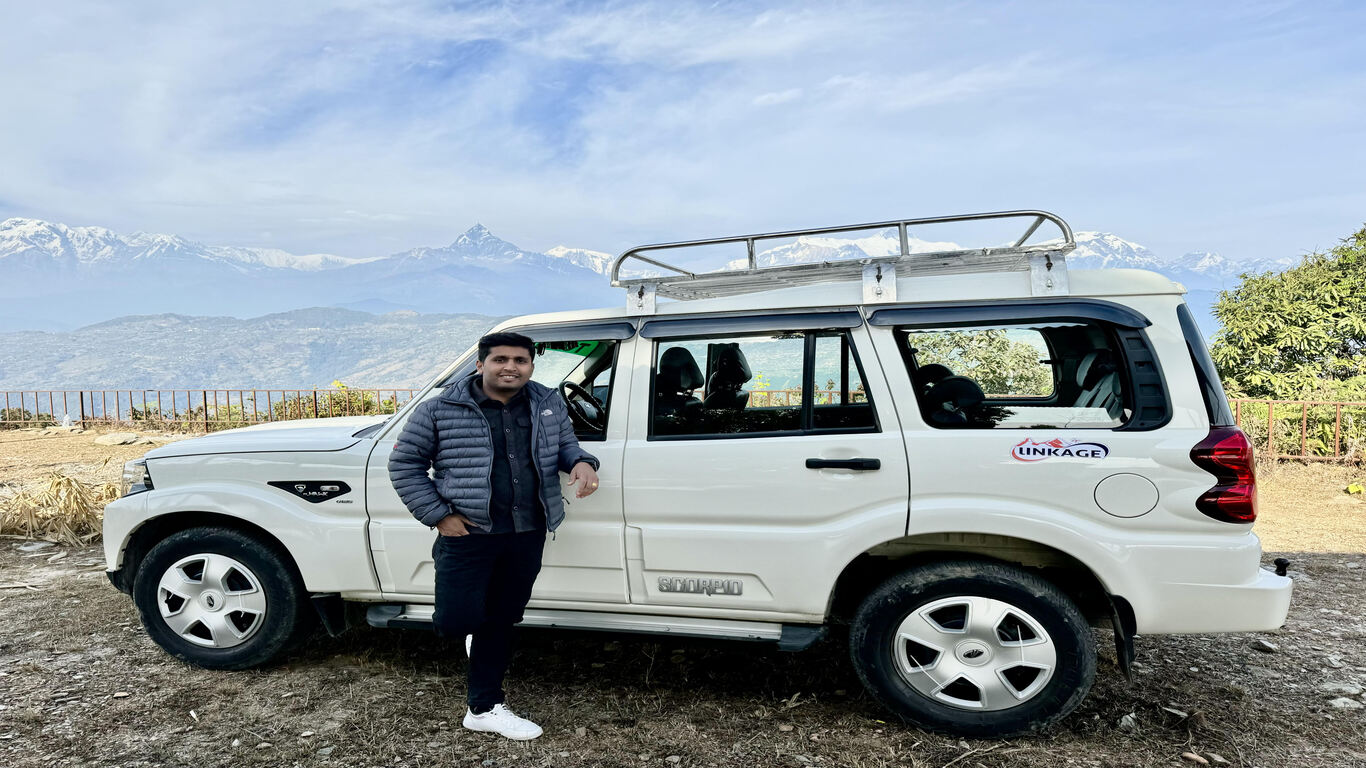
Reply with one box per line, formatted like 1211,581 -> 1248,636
619,312 -> 910,618
861,298 -> 1191,543
364,321 -> 635,603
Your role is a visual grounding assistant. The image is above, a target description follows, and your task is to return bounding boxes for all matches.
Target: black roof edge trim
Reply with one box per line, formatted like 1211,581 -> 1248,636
866,298 -> 1151,329
641,310 -> 863,339
505,320 -> 638,342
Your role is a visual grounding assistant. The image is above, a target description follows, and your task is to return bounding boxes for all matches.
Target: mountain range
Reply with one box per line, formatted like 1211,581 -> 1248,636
0,218 -> 619,332
0,217 -> 1296,388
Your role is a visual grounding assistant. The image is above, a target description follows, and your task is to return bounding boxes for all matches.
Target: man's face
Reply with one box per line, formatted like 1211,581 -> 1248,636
476,345 -> 535,398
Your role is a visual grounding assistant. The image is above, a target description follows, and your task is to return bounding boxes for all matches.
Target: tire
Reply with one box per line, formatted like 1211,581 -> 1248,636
849,560 -> 1096,737
132,526 -> 315,670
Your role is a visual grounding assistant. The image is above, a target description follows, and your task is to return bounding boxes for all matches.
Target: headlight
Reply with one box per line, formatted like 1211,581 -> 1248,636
120,460 -> 153,497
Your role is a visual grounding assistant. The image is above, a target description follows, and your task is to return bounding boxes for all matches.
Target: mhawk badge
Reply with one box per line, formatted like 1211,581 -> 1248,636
269,481 -> 353,503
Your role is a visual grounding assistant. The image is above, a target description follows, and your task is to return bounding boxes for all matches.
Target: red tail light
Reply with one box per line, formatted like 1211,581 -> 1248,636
1190,427 -> 1257,523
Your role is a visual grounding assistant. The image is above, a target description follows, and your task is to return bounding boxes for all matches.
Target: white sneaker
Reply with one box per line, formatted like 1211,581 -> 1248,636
462,704 -> 543,740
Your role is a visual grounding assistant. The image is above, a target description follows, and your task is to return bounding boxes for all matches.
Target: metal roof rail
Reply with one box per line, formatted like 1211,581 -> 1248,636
610,210 -> 1075,315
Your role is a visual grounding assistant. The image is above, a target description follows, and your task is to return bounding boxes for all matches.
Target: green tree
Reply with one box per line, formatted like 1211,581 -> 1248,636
1211,225 -> 1366,400
911,329 -> 1053,396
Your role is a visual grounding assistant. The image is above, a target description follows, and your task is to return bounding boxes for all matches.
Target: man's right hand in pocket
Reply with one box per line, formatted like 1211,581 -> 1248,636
436,514 -> 476,537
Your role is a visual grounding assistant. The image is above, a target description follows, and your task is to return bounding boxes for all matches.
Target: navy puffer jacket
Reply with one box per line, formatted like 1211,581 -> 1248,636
387,375 -> 600,532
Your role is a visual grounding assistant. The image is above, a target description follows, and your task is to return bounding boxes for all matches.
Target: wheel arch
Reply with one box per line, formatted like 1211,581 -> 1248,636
112,511 -> 303,594
826,532 -> 1117,629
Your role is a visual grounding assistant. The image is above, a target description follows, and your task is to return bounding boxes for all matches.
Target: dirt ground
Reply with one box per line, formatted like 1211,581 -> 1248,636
1,429 -> 1364,767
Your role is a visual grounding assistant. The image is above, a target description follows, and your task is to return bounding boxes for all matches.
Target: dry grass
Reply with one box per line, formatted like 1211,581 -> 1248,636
0,471 -> 119,545
0,431 -> 1364,766
1255,461 -> 1366,552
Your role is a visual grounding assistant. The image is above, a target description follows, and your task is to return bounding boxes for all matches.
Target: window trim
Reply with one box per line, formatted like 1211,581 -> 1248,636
867,298 -> 1152,330
646,327 -> 882,441
1177,304 -> 1234,427
516,320 -> 638,342
640,310 -> 862,339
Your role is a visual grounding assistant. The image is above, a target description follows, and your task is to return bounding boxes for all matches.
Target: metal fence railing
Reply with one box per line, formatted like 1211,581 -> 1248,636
3,389 -> 1365,461
1230,398 -> 1366,462
0,389 -> 420,433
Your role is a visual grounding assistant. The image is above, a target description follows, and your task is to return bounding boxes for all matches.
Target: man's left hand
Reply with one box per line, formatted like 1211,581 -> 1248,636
568,462 -> 600,498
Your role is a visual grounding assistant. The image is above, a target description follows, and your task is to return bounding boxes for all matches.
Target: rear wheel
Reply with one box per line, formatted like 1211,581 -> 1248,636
132,527 -> 314,669
849,561 -> 1095,737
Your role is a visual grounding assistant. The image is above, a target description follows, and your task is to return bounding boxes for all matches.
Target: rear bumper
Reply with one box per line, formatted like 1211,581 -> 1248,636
1134,565 -> 1293,634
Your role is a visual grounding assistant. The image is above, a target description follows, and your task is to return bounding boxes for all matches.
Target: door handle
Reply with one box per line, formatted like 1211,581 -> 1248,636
805,458 -> 881,471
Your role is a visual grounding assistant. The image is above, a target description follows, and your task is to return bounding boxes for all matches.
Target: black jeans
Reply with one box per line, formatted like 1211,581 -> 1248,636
431,530 -> 545,712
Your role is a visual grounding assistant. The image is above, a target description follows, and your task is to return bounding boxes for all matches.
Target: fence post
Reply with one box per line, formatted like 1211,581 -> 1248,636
202,390 -> 209,432
313,391 -> 320,419
1266,402 -> 1275,458
1300,403 -> 1308,458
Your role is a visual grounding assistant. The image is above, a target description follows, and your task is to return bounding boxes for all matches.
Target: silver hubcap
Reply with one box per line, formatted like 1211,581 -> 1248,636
156,553 -> 267,649
892,596 -> 1056,711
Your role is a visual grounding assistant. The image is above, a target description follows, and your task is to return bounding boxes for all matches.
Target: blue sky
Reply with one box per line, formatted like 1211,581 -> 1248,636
0,0 -> 1362,262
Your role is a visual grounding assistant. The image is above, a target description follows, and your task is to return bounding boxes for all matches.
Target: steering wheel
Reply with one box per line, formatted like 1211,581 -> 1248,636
560,381 -> 607,432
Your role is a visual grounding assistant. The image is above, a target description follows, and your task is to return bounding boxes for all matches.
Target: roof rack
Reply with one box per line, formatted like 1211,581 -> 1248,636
610,210 -> 1075,315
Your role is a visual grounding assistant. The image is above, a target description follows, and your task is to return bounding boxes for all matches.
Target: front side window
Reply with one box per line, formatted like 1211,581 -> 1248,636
897,321 -> 1128,429
651,330 -> 877,438
530,339 -> 620,440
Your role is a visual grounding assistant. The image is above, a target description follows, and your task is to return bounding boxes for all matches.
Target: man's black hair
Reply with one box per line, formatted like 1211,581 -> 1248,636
478,332 -> 536,362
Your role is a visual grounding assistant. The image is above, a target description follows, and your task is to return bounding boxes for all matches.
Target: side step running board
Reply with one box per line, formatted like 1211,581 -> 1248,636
366,605 -> 825,651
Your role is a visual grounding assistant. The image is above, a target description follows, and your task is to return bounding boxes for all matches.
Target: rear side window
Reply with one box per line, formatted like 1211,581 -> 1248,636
896,320 -> 1131,429
1177,304 -> 1235,427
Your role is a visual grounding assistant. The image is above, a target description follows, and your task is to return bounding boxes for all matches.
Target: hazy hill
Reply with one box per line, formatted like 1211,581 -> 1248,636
0,308 -> 502,389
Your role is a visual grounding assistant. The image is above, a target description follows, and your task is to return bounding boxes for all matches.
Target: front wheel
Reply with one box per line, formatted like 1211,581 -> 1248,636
132,527 -> 314,670
849,561 -> 1096,737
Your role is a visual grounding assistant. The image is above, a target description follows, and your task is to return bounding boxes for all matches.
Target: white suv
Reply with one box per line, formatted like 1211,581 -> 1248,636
102,211 -> 1291,737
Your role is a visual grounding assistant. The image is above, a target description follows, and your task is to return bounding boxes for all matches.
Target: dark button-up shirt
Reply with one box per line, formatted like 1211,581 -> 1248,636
471,379 -> 543,534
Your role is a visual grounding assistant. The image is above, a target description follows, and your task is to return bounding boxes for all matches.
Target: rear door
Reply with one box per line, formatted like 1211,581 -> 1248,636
862,299 -> 1194,538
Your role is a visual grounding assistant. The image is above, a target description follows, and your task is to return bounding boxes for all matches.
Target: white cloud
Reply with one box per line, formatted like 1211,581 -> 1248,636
754,89 -> 803,106
0,0 -> 1361,266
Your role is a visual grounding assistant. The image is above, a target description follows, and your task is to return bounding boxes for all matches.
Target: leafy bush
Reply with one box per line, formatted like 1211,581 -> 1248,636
0,407 -> 54,429
1213,225 -> 1366,400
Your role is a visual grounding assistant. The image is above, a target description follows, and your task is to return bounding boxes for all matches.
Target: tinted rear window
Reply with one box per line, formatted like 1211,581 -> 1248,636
1177,304 -> 1234,426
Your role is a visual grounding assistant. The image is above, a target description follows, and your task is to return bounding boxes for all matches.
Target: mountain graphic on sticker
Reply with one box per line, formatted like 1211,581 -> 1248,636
1012,437 -> 1110,462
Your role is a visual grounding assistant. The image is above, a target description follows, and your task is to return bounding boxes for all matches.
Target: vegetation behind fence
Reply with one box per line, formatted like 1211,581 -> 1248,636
0,383 -> 419,432
2,386 -> 1364,462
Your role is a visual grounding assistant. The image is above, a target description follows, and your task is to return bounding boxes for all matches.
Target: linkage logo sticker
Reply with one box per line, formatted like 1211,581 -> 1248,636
1012,437 -> 1109,462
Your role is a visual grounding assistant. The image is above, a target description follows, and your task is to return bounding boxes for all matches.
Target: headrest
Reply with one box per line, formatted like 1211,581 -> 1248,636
925,376 -> 985,411
917,363 -> 953,387
1076,350 -> 1117,388
659,347 -> 704,391
709,344 -> 753,389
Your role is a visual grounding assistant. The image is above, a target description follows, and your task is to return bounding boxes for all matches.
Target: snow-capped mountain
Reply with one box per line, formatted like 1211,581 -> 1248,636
0,218 -> 619,331
206,246 -> 379,271
698,226 -> 1291,291
545,245 -> 614,275
723,229 -> 960,270
0,216 -> 1296,341
0,217 -> 376,272
1065,232 -> 1166,271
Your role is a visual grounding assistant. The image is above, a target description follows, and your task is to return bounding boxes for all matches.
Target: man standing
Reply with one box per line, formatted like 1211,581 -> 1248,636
388,332 -> 600,740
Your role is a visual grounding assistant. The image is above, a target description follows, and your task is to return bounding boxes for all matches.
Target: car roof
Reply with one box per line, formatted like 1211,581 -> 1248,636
495,268 -> 1185,330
